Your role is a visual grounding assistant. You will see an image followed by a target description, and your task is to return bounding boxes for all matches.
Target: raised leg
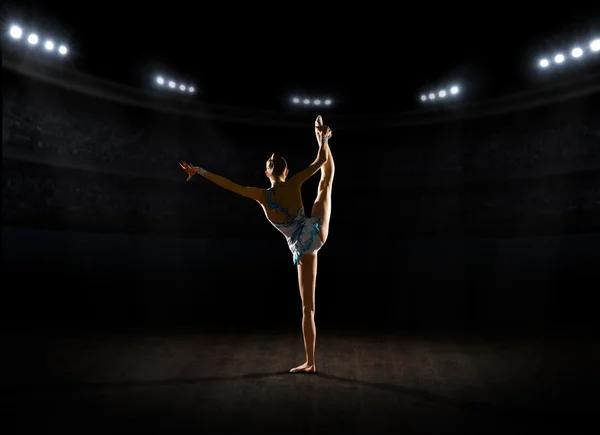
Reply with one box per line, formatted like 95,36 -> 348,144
311,137 -> 334,244
290,252 -> 318,373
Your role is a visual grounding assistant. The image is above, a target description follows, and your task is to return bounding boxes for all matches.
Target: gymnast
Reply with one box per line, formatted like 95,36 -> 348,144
179,115 -> 335,373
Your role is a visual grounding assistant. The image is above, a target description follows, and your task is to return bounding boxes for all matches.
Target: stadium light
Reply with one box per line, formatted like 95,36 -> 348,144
421,84 -> 460,104
9,25 -> 22,39
6,24 -> 69,57
154,74 -> 195,96
291,96 -> 333,108
537,37 -> 600,70
571,47 -> 583,58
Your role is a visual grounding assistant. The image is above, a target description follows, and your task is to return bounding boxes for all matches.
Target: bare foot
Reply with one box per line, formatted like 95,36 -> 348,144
290,362 -> 317,373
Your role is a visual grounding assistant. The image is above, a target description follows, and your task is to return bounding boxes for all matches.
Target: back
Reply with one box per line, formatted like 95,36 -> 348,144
260,182 -> 304,225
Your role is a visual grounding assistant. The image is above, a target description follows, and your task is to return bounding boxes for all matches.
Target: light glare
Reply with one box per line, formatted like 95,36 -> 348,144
591,39 -> 600,52
44,40 -> 54,51
9,25 -> 23,39
58,45 -> 67,55
422,85 -> 459,103
290,97 -> 331,107
571,47 -> 583,58
27,33 -> 38,45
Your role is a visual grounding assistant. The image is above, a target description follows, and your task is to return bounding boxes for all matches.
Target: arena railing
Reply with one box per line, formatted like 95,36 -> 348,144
3,51 -> 600,129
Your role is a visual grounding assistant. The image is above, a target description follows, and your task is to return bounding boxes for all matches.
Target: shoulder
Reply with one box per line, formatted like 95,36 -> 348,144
247,187 -> 267,204
283,177 -> 303,191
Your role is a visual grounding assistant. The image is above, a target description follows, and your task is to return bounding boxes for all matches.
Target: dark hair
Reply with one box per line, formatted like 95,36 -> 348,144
268,154 -> 288,177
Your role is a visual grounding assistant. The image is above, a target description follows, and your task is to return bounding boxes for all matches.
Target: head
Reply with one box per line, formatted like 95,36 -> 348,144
265,153 -> 289,182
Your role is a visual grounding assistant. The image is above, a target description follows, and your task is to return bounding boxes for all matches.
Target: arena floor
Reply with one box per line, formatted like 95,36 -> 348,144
4,328 -> 597,434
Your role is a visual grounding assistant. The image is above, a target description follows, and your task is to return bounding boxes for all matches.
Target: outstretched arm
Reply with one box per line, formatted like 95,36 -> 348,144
179,161 -> 262,202
202,170 -> 263,201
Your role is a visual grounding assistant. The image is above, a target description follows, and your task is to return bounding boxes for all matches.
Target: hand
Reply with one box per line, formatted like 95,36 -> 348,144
315,125 -> 332,140
179,160 -> 201,182
315,117 -> 332,141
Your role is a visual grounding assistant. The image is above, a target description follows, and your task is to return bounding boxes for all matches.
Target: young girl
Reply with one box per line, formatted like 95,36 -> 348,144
180,116 -> 335,373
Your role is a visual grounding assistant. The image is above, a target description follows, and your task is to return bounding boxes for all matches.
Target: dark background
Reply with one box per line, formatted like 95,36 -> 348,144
3,66 -> 600,334
3,2 -> 600,110
3,9 -> 600,433
2,4 -> 600,336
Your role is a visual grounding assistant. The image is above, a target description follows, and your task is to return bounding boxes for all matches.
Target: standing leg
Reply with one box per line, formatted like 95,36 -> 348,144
290,252 -> 318,373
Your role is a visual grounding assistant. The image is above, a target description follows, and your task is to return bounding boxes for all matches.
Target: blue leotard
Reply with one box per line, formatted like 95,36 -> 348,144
265,188 -> 323,265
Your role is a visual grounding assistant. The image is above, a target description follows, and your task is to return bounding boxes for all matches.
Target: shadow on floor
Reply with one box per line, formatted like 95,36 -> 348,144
5,370 -> 564,418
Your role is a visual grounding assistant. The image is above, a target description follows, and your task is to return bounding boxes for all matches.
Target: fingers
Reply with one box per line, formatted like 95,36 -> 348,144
180,160 -> 195,172
180,161 -> 197,182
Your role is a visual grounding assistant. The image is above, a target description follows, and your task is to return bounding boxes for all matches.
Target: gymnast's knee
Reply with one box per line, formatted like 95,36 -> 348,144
302,304 -> 315,316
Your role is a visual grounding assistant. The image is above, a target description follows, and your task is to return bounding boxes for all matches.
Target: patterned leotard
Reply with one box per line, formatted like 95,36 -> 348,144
265,188 -> 323,265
